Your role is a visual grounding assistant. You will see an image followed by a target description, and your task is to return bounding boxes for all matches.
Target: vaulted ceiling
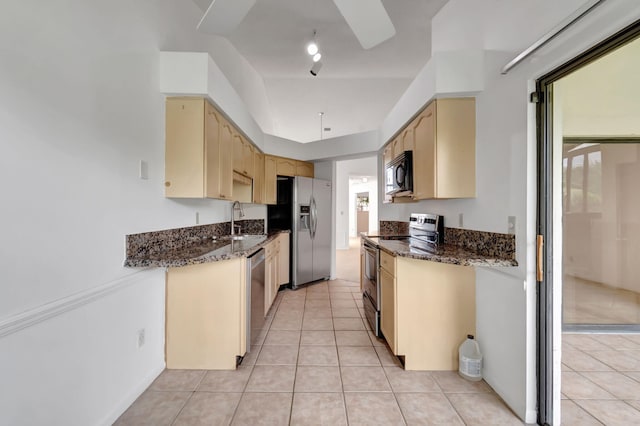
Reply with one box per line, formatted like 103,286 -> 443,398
193,0 -> 448,142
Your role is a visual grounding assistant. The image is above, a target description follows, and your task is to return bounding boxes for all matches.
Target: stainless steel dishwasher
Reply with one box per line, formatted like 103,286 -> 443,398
246,248 -> 266,351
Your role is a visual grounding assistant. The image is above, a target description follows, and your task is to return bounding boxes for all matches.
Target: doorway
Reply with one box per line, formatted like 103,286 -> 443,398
537,20 -> 640,425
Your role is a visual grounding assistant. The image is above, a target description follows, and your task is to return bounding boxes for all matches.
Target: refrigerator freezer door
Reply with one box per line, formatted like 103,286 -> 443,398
294,177 -> 313,287
312,178 -> 332,281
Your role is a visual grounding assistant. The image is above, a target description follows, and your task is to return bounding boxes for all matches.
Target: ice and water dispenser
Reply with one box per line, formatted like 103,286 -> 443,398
299,205 -> 311,230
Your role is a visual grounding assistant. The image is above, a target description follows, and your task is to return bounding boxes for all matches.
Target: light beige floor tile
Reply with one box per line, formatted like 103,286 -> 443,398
197,367 -> 252,392
298,345 -> 339,366
344,392 -> 405,425
341,366 -> 391,392
231,392 -> 292,425
291,393 -> 348,426
329,292 -> 356,300
173,392 -> 241,426
624,371 -> 640,382
295,366 -> 343,392
368,331 -> 388,347
333,317 -> 366,331
621,334 -> 640,345
332,308 -> 361,318
581,371 -> 640,400
431,371 -> 492,393
336,330 -> 372,346
447,393 -> 523,425
338,346 -> 380,366
114,391 -> 191,426
396,392 -> 464,425
303,308 -> 333,319
375,346 -> 402,367
563,335 -> 611,351
245,365 -> 296,392
301,330 -> 336,345
240,345 -> 261,367
149,369 -> 206,392
590,334 -> 640,350
302,317 -> 334,330
256,344 -> 298,365
561,372 -> 616,400
264,330 -> 301,345
305,293 -> 330,300
354,299 -> 364,308
560,400 -> 603,426
576,399 -> 640,425
270,316 -> 303,331
331,299 -> 357,309
562,349 -> 613,372
588,350 -> 640,371
306,299 -> 331,309
562,363 -> 574,372
329,286 -> 353,293
627,399 -> 640,411
384,366 -> 440,392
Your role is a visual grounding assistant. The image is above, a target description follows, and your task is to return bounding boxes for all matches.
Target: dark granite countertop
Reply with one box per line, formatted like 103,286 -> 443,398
124,231 -> 289,268
362,234 -> 518,267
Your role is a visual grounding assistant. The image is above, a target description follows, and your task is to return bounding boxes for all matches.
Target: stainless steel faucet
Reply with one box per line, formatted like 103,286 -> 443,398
231,201 -> 245,235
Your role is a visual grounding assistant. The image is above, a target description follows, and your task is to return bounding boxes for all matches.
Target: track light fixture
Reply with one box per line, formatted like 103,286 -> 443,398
306,30 -> 323,75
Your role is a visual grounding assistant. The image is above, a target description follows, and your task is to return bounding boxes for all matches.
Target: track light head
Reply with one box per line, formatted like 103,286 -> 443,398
307,42 -> 318,56
310,61 -> 323,76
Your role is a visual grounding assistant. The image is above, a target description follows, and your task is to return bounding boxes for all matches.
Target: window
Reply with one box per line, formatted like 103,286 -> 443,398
563,143 -> 602,213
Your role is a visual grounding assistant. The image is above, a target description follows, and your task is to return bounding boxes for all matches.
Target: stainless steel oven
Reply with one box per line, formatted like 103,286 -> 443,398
362,240 -> 381,336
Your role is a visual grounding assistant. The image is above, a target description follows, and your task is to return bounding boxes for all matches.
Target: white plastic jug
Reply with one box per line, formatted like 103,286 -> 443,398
458,334 -> 483,381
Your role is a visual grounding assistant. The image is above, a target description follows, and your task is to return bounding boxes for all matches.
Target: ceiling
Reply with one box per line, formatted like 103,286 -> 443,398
193,0 -> 448,142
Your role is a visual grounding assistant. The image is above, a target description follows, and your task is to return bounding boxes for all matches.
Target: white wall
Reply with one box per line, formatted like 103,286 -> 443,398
0,0 -> 264,424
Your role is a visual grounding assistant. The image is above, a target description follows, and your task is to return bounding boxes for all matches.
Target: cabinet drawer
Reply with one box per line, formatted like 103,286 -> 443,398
380,251 -> 395,275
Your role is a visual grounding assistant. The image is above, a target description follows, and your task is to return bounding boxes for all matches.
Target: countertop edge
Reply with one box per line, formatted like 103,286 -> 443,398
124,230 -> 290,269
370,235 -> 518,268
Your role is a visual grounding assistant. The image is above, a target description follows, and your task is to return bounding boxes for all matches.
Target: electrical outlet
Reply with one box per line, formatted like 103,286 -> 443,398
508,216 -> 516,234
137,328 -> 145,348
195,212 -> 200,225
458,213 -> 464,228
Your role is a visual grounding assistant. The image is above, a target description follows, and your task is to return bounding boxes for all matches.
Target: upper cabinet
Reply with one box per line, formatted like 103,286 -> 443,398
296,161 -> 314,178
166,97 -> 318,203
383,97 -> 476,201
276,157 -> 297,177
165,97 -> 233,199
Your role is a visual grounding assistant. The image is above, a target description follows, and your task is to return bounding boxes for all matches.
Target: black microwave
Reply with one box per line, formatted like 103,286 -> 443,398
385,151 -> 413,195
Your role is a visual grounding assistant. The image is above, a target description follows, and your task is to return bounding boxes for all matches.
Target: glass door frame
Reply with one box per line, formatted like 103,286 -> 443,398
535,19 -> 640,425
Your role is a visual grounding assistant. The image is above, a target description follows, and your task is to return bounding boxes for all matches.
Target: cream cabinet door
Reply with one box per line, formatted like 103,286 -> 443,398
264,155 -> 277,204
278,233 -> 290,285
276,157 -> 297,176
219,119 -> 234,200
411,103 -> 436,200
380,267 -> 396,354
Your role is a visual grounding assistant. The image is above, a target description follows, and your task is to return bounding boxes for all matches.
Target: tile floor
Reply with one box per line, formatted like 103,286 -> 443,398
115,279 -> 522,425
562,333 -> 640,425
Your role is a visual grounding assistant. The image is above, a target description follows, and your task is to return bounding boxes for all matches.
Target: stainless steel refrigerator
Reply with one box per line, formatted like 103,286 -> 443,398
267,176 -> 332,289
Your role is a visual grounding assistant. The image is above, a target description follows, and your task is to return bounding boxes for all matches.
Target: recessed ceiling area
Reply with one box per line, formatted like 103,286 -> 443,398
193,0 -> 448,143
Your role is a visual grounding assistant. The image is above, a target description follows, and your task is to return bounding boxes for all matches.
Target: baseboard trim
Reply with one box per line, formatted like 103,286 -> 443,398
0,268 -> 157,338
99,362 -> 166,426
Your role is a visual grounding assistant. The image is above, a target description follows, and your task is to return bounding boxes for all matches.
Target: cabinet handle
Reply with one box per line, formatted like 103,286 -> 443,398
536,235 -> 544,282
165,181 -> 171,187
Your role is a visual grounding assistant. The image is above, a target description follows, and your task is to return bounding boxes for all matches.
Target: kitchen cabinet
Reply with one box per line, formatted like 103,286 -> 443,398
165,97 -> 233,199
253,152 -> 265,204
296,161 -> 314,178
164,98 -> 235,200
264,155 -> 277,204
374,250 -> 476,370
165,258 -> 246,369
264,238 -> 279,314
276,157 -> 297,177
412,98 -> 476,200
233,134 -> 255,178
277,233 -> 290,286
392,136 -> 403,158
380,251 -> 397,353
401,127 -> 414,152
383,145 -> 394,166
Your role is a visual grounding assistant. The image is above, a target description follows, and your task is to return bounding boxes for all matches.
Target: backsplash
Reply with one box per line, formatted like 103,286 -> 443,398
444,227 -> 515,261
378,220 -> 410,235
126,219 -> 264,259
378,220 -> 515,261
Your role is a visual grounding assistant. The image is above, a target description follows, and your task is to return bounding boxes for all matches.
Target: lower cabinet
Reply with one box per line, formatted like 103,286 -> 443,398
277,233 -> 290,286
378,255 -> 476,370
264,239 -> 278,314
165,258 -> 246,370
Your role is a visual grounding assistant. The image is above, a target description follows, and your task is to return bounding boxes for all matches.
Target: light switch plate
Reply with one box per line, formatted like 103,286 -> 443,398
139,160 -> 149,180
508,216 -> 516,234
458,213 -> 464,228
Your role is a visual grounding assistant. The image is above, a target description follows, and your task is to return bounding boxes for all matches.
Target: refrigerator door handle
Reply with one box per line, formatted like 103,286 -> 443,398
310,196 -> 317,239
